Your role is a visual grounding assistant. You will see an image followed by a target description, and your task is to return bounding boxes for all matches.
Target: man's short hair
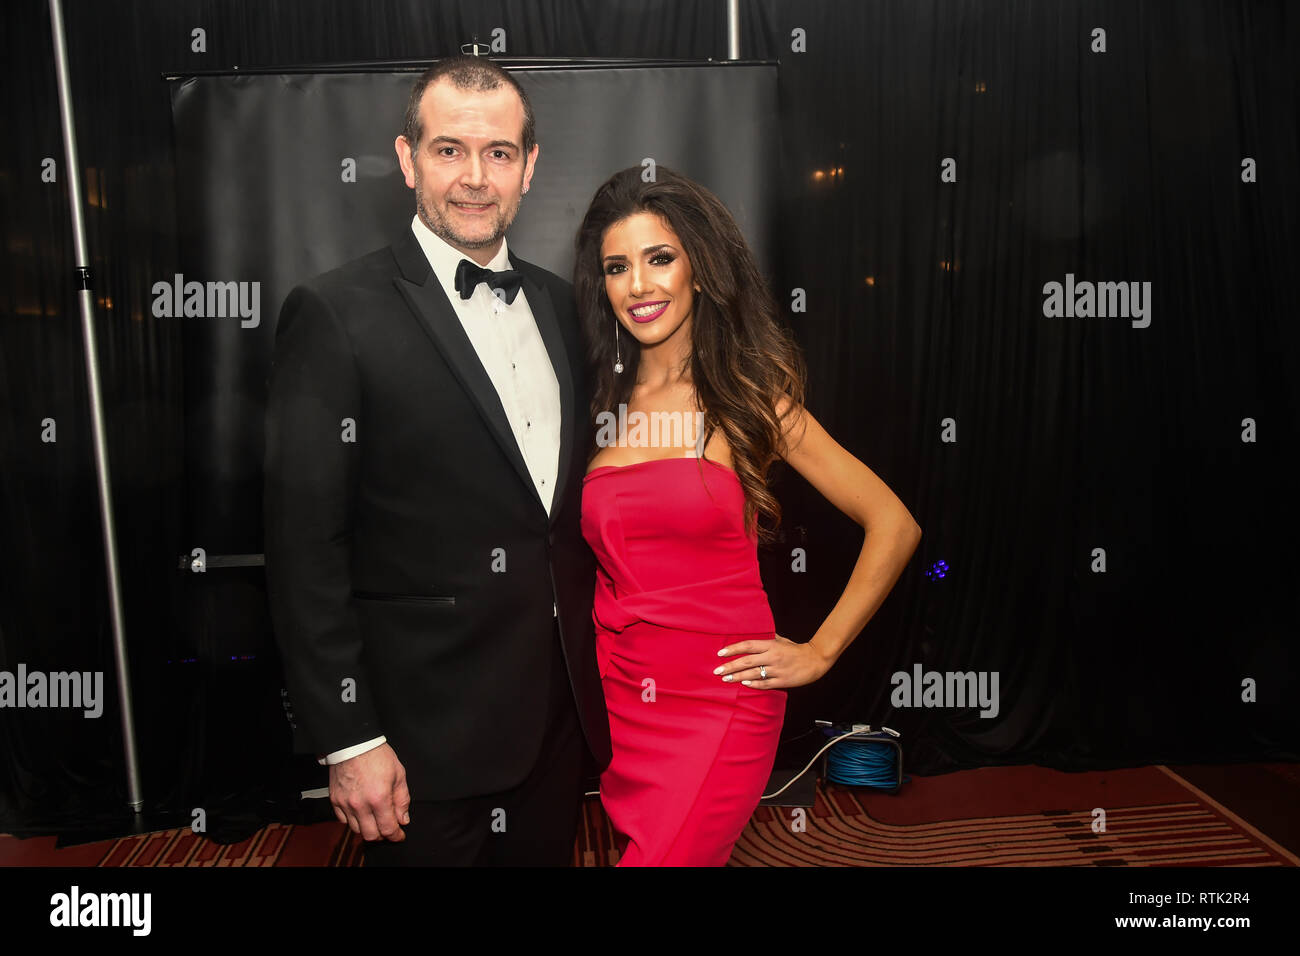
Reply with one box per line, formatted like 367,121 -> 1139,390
401,56 -> 536,159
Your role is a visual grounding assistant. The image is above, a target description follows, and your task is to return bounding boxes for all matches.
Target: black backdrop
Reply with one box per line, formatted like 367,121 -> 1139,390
2,0 -> 1297,835
169,63 -> 779,555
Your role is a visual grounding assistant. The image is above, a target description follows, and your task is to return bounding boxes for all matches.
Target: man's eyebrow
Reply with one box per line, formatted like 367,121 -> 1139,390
427,135 -> 520,151
602,244 -> 676,261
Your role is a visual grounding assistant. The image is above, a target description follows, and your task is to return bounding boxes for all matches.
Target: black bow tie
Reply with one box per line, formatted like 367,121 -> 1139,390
454,258 -> 524,306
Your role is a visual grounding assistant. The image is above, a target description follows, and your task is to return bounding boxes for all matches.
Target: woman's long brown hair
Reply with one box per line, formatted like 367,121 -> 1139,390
573,166 -> 808,543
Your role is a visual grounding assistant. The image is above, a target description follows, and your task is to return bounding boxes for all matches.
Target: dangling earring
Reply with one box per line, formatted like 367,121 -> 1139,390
614,321 -> 624,374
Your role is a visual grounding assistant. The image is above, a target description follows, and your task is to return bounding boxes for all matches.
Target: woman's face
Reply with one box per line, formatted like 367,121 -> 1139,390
600,211 -> 700,350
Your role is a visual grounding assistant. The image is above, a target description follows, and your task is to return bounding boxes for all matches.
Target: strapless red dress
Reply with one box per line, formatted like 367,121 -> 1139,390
580,455 -> 786,866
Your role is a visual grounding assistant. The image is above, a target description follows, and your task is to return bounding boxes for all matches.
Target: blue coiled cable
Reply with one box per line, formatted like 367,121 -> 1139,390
823,728 -> 907,790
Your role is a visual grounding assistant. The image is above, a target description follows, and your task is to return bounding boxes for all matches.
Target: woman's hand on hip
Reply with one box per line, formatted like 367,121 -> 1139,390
713,634 -> 831,689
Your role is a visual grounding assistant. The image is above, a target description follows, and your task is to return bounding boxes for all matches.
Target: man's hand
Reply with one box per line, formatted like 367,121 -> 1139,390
329,743 -> 411,842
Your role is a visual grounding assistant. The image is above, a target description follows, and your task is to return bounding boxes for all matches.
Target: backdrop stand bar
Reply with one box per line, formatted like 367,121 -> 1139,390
47,0 -> 144,815
161,56 -> 779,81
727,0 -> 741,59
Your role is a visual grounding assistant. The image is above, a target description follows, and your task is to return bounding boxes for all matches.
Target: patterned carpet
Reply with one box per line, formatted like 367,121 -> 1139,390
3,763 -> 1295,866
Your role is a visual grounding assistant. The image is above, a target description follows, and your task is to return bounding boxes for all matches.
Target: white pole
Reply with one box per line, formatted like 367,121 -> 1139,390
727,0 -> 741,59
47,0 -> 144,814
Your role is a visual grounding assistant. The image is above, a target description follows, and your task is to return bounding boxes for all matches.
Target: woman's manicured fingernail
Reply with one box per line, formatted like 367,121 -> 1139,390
713,666 -> 724,675
722,675 -> 733,682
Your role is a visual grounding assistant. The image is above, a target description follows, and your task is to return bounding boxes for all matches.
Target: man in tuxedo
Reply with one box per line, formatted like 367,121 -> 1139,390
263,55 -> 610,866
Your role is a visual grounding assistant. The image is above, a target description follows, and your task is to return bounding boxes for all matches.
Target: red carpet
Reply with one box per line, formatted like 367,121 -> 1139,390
3,763 -> 1295,866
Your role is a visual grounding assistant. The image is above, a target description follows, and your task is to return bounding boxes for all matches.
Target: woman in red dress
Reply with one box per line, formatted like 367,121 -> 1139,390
574,167 -> 922,866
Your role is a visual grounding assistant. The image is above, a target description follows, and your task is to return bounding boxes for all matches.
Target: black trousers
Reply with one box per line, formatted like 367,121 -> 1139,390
363,620 -> 585,866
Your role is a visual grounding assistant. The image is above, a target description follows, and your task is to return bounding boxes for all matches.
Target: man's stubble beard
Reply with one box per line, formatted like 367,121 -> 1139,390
413,163 -> 521,251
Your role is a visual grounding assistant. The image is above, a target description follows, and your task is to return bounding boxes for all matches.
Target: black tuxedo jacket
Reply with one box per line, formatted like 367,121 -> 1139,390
263,227 -> 611,800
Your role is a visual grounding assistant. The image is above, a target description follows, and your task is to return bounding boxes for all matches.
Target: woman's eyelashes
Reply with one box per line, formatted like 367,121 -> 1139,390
604,254 -> 676,276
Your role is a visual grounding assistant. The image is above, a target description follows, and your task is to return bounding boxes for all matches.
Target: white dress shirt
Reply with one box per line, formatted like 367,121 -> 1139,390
320,217 -> 562,766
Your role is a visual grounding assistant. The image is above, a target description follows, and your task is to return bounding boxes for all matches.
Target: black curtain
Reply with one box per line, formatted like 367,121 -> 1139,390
2,0 -> 1297,836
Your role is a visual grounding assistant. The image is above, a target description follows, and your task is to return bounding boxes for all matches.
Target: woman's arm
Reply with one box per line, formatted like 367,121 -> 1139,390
715,397 -> 921,688
780,397 -> 922,668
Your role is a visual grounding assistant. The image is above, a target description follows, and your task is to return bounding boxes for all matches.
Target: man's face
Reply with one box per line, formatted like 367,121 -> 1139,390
395,78 -> 539,264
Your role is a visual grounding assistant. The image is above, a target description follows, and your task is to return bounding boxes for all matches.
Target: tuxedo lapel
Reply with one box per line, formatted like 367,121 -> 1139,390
390,231 -> 543,514
510,251 -> 575,529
